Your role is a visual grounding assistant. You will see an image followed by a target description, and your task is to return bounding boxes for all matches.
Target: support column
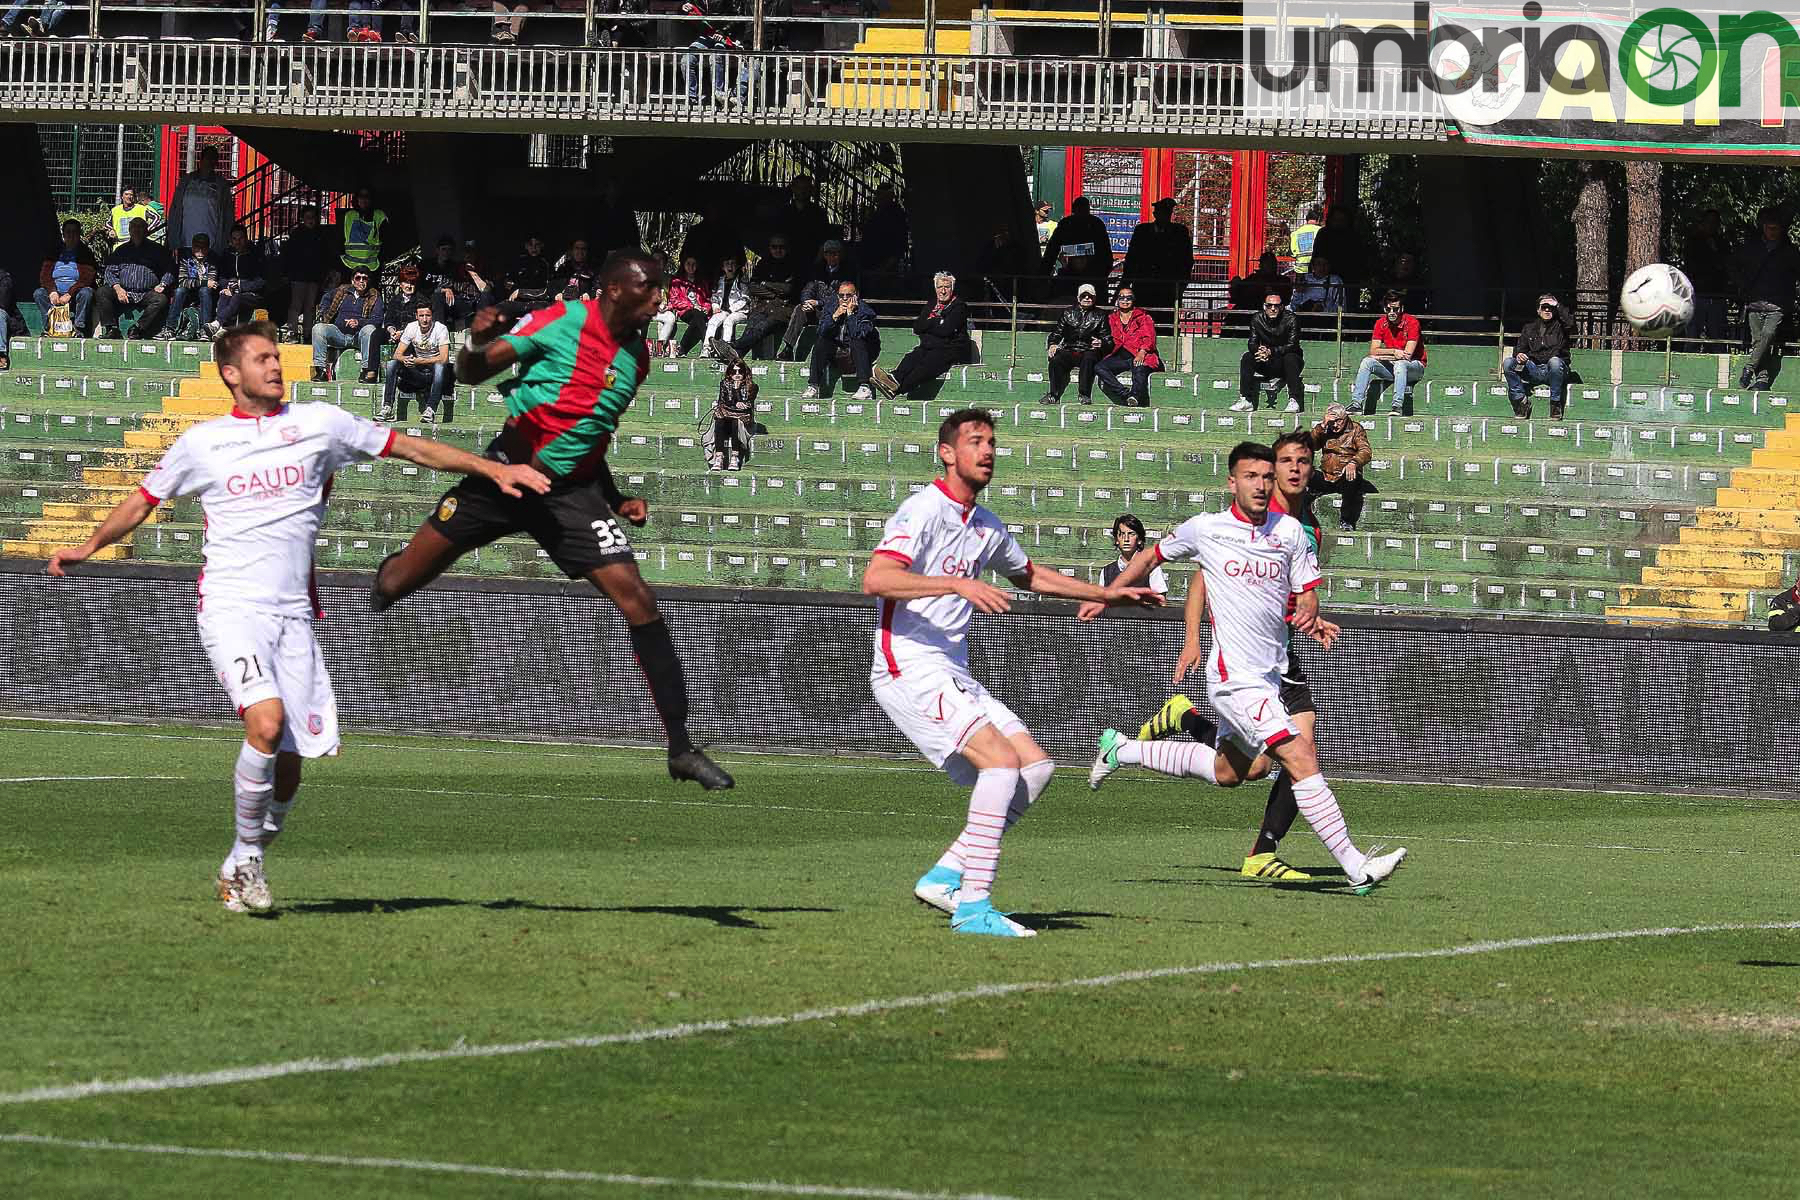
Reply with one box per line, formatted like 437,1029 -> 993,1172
1228,150 -> 1268,278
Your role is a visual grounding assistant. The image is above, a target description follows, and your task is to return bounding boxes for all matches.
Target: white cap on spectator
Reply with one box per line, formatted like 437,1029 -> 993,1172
1077,283 -> 1096,299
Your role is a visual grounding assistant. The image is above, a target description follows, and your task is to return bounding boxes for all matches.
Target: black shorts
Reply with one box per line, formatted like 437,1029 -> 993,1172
1280,640 -> 1317,716
427,474 -> 636,579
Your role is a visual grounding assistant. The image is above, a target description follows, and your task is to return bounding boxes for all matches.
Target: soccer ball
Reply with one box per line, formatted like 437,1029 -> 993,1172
1620,263 -> 1695,336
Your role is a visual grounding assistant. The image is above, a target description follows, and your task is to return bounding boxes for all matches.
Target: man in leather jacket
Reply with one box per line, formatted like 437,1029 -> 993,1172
1235,290 -> 1305,412
1042,283 -> 1112,404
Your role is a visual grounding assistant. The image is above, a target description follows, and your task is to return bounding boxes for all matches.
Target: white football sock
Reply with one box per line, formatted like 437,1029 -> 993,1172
1005,758 -> 1056,831
261,798 -> 295,849
1117,738 -> 1219,783
946,766 -> 1019,905
232,741 -> 275,864
1290,773 -> 1367,879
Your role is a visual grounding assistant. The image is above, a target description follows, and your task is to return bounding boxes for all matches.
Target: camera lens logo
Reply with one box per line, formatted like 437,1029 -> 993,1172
1620,9 -> 1718,106
1632,21 -> 1704,92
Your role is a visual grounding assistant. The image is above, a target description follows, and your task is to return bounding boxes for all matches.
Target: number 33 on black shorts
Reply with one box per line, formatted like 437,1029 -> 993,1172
427,474 -> 636,577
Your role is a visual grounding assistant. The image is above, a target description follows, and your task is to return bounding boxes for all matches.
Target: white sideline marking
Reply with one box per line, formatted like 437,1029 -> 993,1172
3,921 -> 1794,1109
0,775 -> 183,784
0,1134 -> 1026,1200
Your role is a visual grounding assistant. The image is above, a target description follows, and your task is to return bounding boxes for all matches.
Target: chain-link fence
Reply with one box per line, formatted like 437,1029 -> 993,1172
38,123 -> 162,214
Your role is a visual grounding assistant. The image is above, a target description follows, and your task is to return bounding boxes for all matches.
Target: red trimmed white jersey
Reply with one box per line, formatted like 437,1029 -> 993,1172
1154,502 -> 1321,691
870,479 -> 1032,680
139,402 -> 394,617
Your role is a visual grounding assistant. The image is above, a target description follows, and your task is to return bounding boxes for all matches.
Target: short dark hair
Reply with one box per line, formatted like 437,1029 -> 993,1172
213,319 -> 279,372
416,300 -> 433,312
1272,430 -> 1314,457
937,408 -> 995,447
599,248 -> 660,288
230,223 -> 247,237
1382,290 -> 1403,306
1227,441 -> 1276,472
62,218 -> 82,234
1110,514 -> 1146,539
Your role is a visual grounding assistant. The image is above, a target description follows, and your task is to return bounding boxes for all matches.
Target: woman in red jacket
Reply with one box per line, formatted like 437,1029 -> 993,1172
651,254 -> 713,357
1096,284 -> 1161,406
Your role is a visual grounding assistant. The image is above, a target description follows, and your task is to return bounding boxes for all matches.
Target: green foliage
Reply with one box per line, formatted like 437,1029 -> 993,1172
1358,153 -> 1427,275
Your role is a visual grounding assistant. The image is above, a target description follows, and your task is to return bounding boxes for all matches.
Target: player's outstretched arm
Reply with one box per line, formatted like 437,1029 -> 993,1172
45,490 -> 156,577
455,306 -> 520,385
863,554 -> 1011,614
1289,587 -> 1339,650
1174,570 -> 1209,684
386,433 -> 552,499
1023,563 -> 1164,614
1074,545 -> 1165,620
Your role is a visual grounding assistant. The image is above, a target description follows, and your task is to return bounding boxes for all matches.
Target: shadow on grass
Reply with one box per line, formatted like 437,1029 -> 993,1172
283,897 -> 838,929
1010,910 -> 1113,933
1119,864 -> 1352,894
1738,960 -> 1800,968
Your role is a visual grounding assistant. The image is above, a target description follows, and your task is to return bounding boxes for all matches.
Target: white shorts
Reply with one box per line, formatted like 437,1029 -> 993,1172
197,607 -> 341,758
873,663 -> 1026,781
1210,683 -> 1300,756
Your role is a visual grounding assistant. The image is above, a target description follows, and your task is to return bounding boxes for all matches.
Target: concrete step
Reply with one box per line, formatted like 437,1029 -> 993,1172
1653,544 -> 1787,571
1714,486 -> 1800,508
42,501 -> 169,523
123,429 -> 179,451
162,394 -> 232,417
177,377 -> 234,400
1,539 -> 130,560
1728,465 -> 1800,488
826,82 -> 934,109
1639,565 -> 1785,588
24,519 -> 116,542
1696,507 -> 1800,532
1615,584 -> 1753,612
1605,603 -> 1746,623
80,468 -> 145,487
1678,524 -> 1800,548
1749,448 -> 1800,469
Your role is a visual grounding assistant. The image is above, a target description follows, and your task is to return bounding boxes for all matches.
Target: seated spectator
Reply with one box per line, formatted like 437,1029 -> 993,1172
704,254 -> 750,358
498,234 -> 554,319
872,272 -> 968,400
1503,293 -> 1575,419
1307,402 -> 1377,532
860,183 -> 910,275
1096,284 -> 1160,407
1041,282 -> 1111,404
160,233 -> 218,340
680,0 -> 743,101
1351,291 -> 1426,415
281,206 -> 330,344
781,239 -> 855,359
492,1 -> 531,44
420,235 -> 491,331
37,219 -> 99,338
381,300 -> 451,423
0,269 -> 17,363
708,360 -> 758,471
1228,251 -> 1292,312
214,224 -> 267,333
1309,205 -> 1372,311
311,267 -> 384,383
92,218 -> 174,341
0,1 -> 70,36
802,279 -> 879,401
382,266 -> 424,348
1290,251 -> 1345,314
555,239 -> 598,301
977,224 -> 1033,302
1102,515 -> 1169,594
731,236 -> 799,358
1235,291 -> 1304,412
264,1 -> 329,44
652,255 -> 712,357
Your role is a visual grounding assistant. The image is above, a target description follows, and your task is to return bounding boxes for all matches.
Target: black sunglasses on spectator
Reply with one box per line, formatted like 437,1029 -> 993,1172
1263,301 -> 1282,308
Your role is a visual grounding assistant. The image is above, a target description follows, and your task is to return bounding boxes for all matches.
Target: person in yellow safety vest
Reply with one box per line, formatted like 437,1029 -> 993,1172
110,187 -> 164,246
338,186 -> 388,279
1289,204 -> 1323,275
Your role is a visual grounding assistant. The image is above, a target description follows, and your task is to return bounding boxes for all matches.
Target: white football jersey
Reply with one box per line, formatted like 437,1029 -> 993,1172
870,479 -> 1032,680
1154,502 -> 1321,691
139,401 -> 395,617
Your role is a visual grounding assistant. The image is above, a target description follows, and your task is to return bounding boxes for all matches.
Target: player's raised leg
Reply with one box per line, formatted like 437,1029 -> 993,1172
1266,728 -> 1405,894
937,723 -> 1035,938
369,521 -> 470,612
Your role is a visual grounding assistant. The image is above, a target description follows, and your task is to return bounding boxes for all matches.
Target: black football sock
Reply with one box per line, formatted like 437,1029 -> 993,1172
628,617 -> 696,757
1252,770 -> 1300,857
1179,709 -> 1218,745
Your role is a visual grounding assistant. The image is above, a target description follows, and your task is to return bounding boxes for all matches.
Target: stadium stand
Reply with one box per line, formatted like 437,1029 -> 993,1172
3,323 -> 1792,625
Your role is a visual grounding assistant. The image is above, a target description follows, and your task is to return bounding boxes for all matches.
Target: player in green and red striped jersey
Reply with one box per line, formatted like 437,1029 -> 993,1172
370,250 -> 733,791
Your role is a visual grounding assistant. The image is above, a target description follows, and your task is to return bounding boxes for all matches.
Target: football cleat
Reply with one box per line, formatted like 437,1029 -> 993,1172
913,865 -> 961,914
1348,846 -> 1407,895
217,855 -> 273,914
950,898 -> 1036,938
1088,727 -> 1127,790
1241,852 -> 1312,883
669,748 -> 734,791
1138,694 -> 1194,742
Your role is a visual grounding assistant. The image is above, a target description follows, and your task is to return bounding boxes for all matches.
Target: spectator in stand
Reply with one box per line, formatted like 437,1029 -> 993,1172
381,300 -> 451,423
1227,250 -> 1292,313
36,219 -> 99,338
1120,197 -> 1191,319
382,266 -> 424,349
0,270 -> 19,358
1351,291 -> 1426,416
1682,208 -> 1729,350
492,1 -> 531,44
652,254 -> 712,357
497,234 -> 554,319
264,1 -> 328,42
1503,293 -> 1575,419
872,271 -> 968,399
802,279 -> 879,401
1042,283 -> 1111,405
679,0 -> 742,101
1096,284 -> 1160,407
704,254 -> 750,358
1,0 -> 69,37
1290,204 -> 1322,274
709,360 -> 758,471
977,224 -> 1033,302
1290,250 -> 1345,314
281,206 -> 330,344
860,183 -> 910,275
420,235 -> 490,331
554,238 -> 598,300
109,186 -> 160,246
167,146 -> 230,260
1035,199 -> 1058,253
213,224 -> 267,333
1041,195 -> 1111,293
161,233 -> 219,341
1307,402 -> 1376,531
592,179 -> 643,258
1235,291 -> 1304,413
93,218 -> 174,340
1731,206 -> 1800,391
1309,205 -> 1371,312
1387,250 -> 1428,313
1102,515 -> 1169,594
337,186 -> 388,282
781,238 -> 855,359
732,236 -> 800,358
777,174 -> 834,266
311,266 -> 384,383
680,202 -> 744,282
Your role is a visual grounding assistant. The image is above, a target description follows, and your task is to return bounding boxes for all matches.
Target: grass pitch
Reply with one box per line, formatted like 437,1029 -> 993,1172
2,716 -> 1797,1198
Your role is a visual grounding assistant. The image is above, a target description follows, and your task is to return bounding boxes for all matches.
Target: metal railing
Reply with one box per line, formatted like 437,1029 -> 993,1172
0,41 -> 1453,141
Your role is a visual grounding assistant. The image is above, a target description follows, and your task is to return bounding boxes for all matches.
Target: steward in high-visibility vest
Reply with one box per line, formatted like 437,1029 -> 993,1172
1289,204 -> 1323,274
338,192 -> 388,275
110,191 -> 157,244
